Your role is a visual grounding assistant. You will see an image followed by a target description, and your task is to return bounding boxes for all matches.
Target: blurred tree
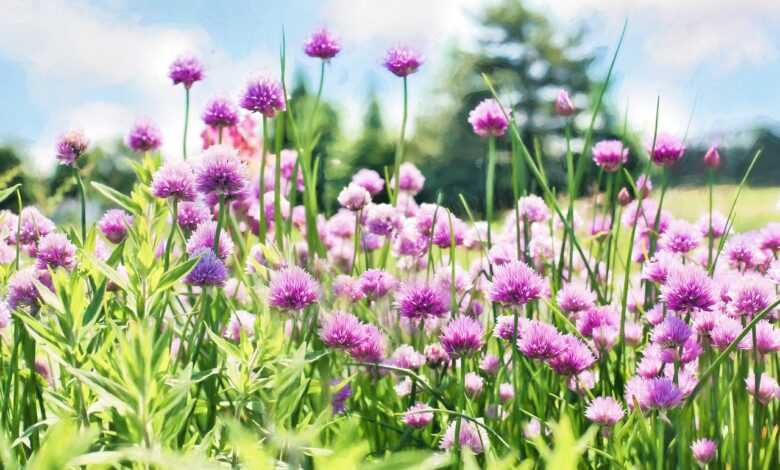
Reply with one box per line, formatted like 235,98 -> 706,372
412,0 -> 623,214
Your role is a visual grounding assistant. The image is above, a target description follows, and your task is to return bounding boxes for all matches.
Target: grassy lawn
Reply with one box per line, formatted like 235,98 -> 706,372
661,185 -> 780,231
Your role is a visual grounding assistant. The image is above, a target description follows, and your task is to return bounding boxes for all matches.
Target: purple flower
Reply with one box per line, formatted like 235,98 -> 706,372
651,315 -> 692,348
349,324 -> 386,363
432,214 -> 467,249
383,46 -> 423,77
548,335 -> 595,376
36,233 -> 76,270
585,396 -> 624,427
7,268 -> 52,310
494,315 -> 530,341
468,99 -> 508,137
268,266 -> 319,311
319,311 -> 367,349
703,145 -> 721,169
517,195 -> 550,223
753,320 -> 780,356
16,208 -> 55,245
358,269 -> 397,299
402,403 -> 433,428
499,383 -> 515,403
746,372 -> 780,405
556,282 -> 596,314
659,220 -> 701,254
55,130 -> 89,166
366,203 -> 402,236
464,372 -> 484,397
177,201 -> 212,231
391,344 -> 424,370
239,77 -> 286,118
126,120 -> 162,153
168,55 -> 203,88
352,169 -> 385,195
489,260 -> 546,306
440,316 -> 484,357
555,89 -> 575,116
396,282 -> 449,320
223,310 -> 256,342
517,320 -> 564,360
592,140 -> 628,173
441,420 -> 489,455
480,354 -> 500,375
304,28 -> 341,60
730,275 -> 771,317
425,343 -> 450,368
710,314 -> 749,350
394,162 -> 425,195
648,133 -> 685,167
337,182 -> 371,211
661,265 -> 716,313
202,97 -> 239,128
185,250 -> 227,287
195,144 -> 248,197
186,221 -> 234,261
151,161 -> 197,202
691,438 -> 717,465
98,209 -> 133,244
331,379 -> 351,414
646,377 -> 683,409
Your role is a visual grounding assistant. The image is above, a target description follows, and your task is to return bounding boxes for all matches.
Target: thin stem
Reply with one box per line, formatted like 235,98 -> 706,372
15,189 -> 22,270
391,77 -> 409,206
75,167 -> 87,242
350,210 -> 362,275
164,199 -> 178,271
259,116 -> 269,242
273,117 -> 284,250
183,88 -> 191,160
214,195 -> 226,255
485,135 -> 497,250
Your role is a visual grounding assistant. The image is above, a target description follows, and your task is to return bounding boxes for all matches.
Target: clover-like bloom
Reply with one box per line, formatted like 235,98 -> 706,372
319,311 -> 367,350
440,420 -> 489,454
304,28 -> 341,59
396,282 -> 449,320
239,77 -> 286,118
440,316 -> 483,357
268,266 -> 319,311
651,315 -> 692,348
556,282 -> 596,314
402,403 -> 433,428
223,310 -> 256,342
177,201 -> 212,231
548,335 -> 595,376
592,140 -> 628,172
202,97 -> 239,128
168,55 -> 203,88
646,377 -> 683,409
98,209 -> 133,244
36,233 -> 76,271
659,220 -> 701,254
55,130 -> 89,166
126,120 -> 162,153
351,169 -> 385,195
383,46 -> 423,77
7,267 -> 52,310
489,260 -> 545,306
186,221 -> 234,261
660,265 -> 716,313
394,162 -> 425,195
337,182 -> 371,211
691,438 -> 717,465
517,320 -> 564,360
555,89 -> 575,116
648,133 -> 685,167
585,396 -> 625,427
468,99 -> 508,137
194,144 -> 248,197
184,250 -> 227,287
152,161 -> 197,201
366,203 -> 402,236
358,269 -> 397,299
464,372 -> 484,397
348,324 -> 386,363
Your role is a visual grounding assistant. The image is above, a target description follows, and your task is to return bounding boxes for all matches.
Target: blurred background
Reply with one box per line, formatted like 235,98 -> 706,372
1,0 -> 779,226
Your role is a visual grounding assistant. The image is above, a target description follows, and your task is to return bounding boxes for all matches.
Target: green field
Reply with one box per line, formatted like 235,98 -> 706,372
659,185 -> 779,231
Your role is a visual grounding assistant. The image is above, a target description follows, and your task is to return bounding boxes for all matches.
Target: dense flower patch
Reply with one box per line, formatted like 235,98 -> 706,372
0,26 -> 776,469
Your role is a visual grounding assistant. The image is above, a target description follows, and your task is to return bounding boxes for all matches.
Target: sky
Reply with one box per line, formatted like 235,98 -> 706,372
1,0 -> 779,175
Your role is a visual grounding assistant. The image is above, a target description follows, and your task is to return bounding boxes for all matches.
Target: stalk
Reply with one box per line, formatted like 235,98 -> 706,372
707,168 -> 714,269
75,167 -> 87,242
485,135 -> 497,250
213,195 -> 226,255
164,199 -> 178,270
273,117 -> 284,250
752,329 -> 763,470
183,88 -> 191,160
15,189 -> 22,269
454,356 -> 467,461
350,210 -> 362,274
259,117 -> 269,242
391,77 -> 409,206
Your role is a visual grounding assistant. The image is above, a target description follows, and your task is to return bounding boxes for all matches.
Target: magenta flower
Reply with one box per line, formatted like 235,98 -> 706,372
195,144 -> 248,197
548,335 -> 595,376
648,133 -> 685,167
585,396 -> 625,427
730,275 -> 771,317
151,161 -> 197,202
349,324 -> 386,363
16,207 -> 55,245
703,145 -> 721,169
432,214 -> 467,248
691,438 -> 717,465
268,266 -> 319,311
517,320 -> 564,360
557,282 -> 596,314
592,140 -> 628,173
126,120 -> 162,153
390,345 -> 425,370
746,372 -> 780,405
358,269 -> 397,299
202,97 -> 239,128
494,315 -> 530,342
402,403 -> 433,428
394,162 -> 425,195
98,209 -> 133,244
185,250 -> 227,287
383,46 -> 423,77
239,77 -> 286,118
489,260 -> 545,306
651,315 -> 692,348
517,195 -> 550,223
659,220 -> 701,254
177,201 -> 212,231
351,169 -> 385,195
499,383 -> 515,403
660,265 -> 716,313
55,130 -> 89,167
304,28 -> 341,60
168,55 -> 203,89
576,306 -> 618,338
440,420 -> 489,454
36,233 -> 76,271
440,316 -> 484,357
337,182 -> 371,211
223,310 -> 256,342
424,343 -> 450,368
186,221 -> 234,261
468,99 -> 508,137
6,267 -> 52,310
395,282 -> 449,320
319,311 -> 367,350
366,203 -> 402,236
752,320 -> 780,356
480,354 -> 500,375
646,377 -> 683,409
464,372 -> 484,397
555,89 -> 575,116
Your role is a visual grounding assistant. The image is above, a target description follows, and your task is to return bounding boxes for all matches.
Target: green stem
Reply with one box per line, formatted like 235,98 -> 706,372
75,168 -> 87,242
485,136 -> 496,250
15,189 -> 22,270
183,88 -> 191,160
213,195 -> 226,255
752,330 -> 763,470
164,199 -> 178,270
259,117 -> 269,242
391,77 -> 409,206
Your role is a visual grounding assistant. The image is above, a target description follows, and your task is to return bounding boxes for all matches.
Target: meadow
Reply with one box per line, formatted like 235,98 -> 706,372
1,26 -> 779,470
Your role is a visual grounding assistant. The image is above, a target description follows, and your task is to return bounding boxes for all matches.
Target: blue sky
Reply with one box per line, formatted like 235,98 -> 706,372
1,0 -> 779,174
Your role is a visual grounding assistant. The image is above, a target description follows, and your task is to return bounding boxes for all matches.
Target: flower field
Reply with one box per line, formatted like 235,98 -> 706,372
1,26 -> 779,469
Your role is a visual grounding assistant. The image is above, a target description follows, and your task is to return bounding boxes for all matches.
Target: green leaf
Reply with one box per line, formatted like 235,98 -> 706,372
0,184 -> 21,205
82,280 -> 107,326
86,254 -> 130,292
154,257 -> 199,294
90,181 -> 143,216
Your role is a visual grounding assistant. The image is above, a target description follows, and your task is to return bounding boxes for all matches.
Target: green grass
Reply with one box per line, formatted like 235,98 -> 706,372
661,185 -> 780,231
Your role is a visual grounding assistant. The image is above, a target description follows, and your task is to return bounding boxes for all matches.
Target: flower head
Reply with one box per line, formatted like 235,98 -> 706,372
126,120 -> 162,153
366,203 -> 402,236
518,320 -> 564,360
499,383 -> 515,402
649,133 -> 685,167
239,77 -> 286,118
16,208 -> 55,245
703,145 -> 720,169
651,315 -> 693,348
304,28 -> 341,59
659,220 -> 701,254
152,161 -> 197,201
168,56 -> 203,88
592,140 -> 628,172
661,265 -> 716,313
746,372 -> 780,405
98,209 -> 133,244
358,269 -> 397,299
691,438 -> 717,465
464,372 -> 484,397
55,130 -> 89,166
396,282 -> 449,320
223,311 -> 256,342
468,99 -> 508,137
351,169 -> 385,195
489,260 -> 546,306
646,377 -> 683,409
7,267 -> 52,310
585,396 -> 624,427
319,311 -> 367,349
394,162 -> 425,195
337,182 -> 371,211
36,233 -> 76,270
548,335 -> 595,376
557,282 -> 596,314
186,221 -> 234,261
391,344 -> 425,370
268,266 -> 319,311
185,250 -> 227,287
555,89 -> 575,116
384,46 -> 423,77
195,144 -> 248,197
402,403 -> 433,428
349,324 -> 386,363
440,420 -> 489,454
202,98 -> 239,128
440,316 -> 484,357
177,201 -> 211,231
